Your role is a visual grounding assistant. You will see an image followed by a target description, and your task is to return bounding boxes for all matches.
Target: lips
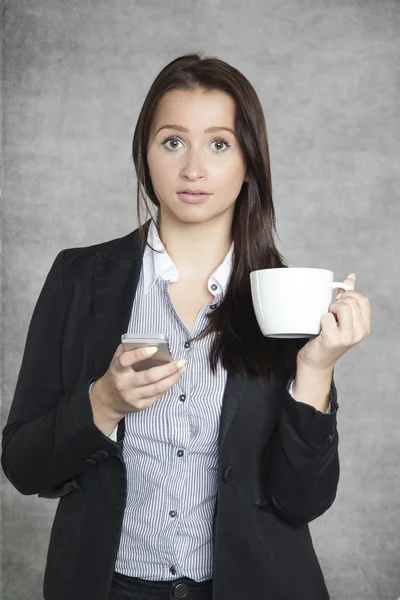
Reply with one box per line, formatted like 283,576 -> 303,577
177,192 -> 211,204
177,188 -> 210,194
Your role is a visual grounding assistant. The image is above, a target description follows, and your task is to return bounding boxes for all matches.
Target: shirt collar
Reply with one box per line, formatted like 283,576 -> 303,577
142,214 -> 234,297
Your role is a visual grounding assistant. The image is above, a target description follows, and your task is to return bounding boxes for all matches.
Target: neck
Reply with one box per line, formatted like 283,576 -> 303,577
157,209 -> 233,282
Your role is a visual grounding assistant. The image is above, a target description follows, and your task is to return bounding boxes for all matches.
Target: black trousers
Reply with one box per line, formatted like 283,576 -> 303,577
109,571 -> 213,600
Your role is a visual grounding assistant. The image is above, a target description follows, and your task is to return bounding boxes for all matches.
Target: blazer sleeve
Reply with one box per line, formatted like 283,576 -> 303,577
1,250 -> 121,497
265,372 -> 340,529
287,376 -> 332,413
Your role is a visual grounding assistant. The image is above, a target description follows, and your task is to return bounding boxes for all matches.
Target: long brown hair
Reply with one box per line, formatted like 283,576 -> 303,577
131,53 -> 307,381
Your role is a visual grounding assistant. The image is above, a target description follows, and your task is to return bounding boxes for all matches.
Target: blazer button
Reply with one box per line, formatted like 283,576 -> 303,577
84,458 -> 96,466
326,432 -> 334,443
223,465 -> 233,483
97,450 -> 109,458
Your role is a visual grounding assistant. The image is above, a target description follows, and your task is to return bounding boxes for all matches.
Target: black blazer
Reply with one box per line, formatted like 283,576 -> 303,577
1,220 -> 340,600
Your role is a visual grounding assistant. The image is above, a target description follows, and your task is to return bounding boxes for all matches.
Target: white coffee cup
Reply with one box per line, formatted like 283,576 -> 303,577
250,267 -> 353,338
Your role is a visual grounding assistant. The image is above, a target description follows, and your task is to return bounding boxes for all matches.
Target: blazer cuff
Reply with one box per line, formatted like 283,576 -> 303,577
283,373 -> 338,448
57,377 -> 123,475
88,379 -> 119,442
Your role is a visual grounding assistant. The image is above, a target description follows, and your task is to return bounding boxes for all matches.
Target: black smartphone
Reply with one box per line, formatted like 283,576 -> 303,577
121,333 -> 173,372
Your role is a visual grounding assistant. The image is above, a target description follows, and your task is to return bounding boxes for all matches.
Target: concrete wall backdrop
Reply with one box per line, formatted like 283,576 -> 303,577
1,1 -> 399,599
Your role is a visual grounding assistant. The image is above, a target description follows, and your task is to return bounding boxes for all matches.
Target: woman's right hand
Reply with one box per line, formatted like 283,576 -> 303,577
91,344 -> 186,419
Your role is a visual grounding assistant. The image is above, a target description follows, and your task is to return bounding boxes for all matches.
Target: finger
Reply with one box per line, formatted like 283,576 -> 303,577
328,301 -> 354,336
328,297 -> 367,345
337,274 -> 356,296
137,368 -> 182,400
117,346 -> 158,370
135,358 -> 183,387
334,292 -> 371,333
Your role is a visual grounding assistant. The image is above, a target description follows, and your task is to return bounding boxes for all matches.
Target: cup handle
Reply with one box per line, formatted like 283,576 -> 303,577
331,281 -> 353,292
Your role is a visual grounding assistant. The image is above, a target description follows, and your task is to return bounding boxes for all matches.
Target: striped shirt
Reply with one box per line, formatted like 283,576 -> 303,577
90,211 -> 330,582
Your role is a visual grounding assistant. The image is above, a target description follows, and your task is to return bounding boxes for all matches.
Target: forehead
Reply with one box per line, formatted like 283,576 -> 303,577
151,89 -> 236,132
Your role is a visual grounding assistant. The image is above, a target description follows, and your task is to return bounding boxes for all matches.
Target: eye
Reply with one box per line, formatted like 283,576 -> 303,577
161,136 -> 182,151
160,136 -> 231,154
211,137 -> 231,153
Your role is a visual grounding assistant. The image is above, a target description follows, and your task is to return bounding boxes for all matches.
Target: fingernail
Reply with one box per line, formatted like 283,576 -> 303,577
336,292 -> 343,300
176,359 -> 186,369
347,273 -> 356,281
144,347 -> 158,355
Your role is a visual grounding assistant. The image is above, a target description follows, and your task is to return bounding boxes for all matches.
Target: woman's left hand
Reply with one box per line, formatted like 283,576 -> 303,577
296,273 -> 371,371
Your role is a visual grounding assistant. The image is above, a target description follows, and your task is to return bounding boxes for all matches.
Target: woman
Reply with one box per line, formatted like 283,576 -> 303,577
1,53 -> 370,600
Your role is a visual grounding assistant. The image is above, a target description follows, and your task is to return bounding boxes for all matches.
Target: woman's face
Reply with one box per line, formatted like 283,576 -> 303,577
147,88 -> 248,225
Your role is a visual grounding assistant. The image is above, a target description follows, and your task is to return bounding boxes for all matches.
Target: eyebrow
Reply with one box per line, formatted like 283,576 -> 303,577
155,124 -> 236,137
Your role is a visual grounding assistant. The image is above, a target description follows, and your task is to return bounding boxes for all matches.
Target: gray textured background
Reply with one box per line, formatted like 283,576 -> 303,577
1,1 -> 399,599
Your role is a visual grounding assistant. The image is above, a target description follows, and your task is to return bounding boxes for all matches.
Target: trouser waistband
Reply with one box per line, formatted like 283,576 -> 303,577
112,571 -> 213,599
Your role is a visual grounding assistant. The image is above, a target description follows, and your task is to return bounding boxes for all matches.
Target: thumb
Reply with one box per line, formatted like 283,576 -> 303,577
114,343 -> 125,357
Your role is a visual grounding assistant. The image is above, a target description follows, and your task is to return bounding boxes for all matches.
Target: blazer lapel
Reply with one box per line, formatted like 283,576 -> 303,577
92,219 -> 248,452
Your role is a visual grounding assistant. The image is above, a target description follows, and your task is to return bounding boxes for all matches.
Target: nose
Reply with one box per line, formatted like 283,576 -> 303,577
179,146 -> 208,180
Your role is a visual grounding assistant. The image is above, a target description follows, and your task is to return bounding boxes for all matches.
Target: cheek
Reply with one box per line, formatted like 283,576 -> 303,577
217,159 -> 246,188
147,151 -> 174,181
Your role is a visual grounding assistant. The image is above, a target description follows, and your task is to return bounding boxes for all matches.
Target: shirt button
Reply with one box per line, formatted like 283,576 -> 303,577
211,284 -> 218,291
179,394 -> 186,402
177,450 -> 184,457
169,510 -> 177,518
184,341 -> 190,348
170,566 -> 176,575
